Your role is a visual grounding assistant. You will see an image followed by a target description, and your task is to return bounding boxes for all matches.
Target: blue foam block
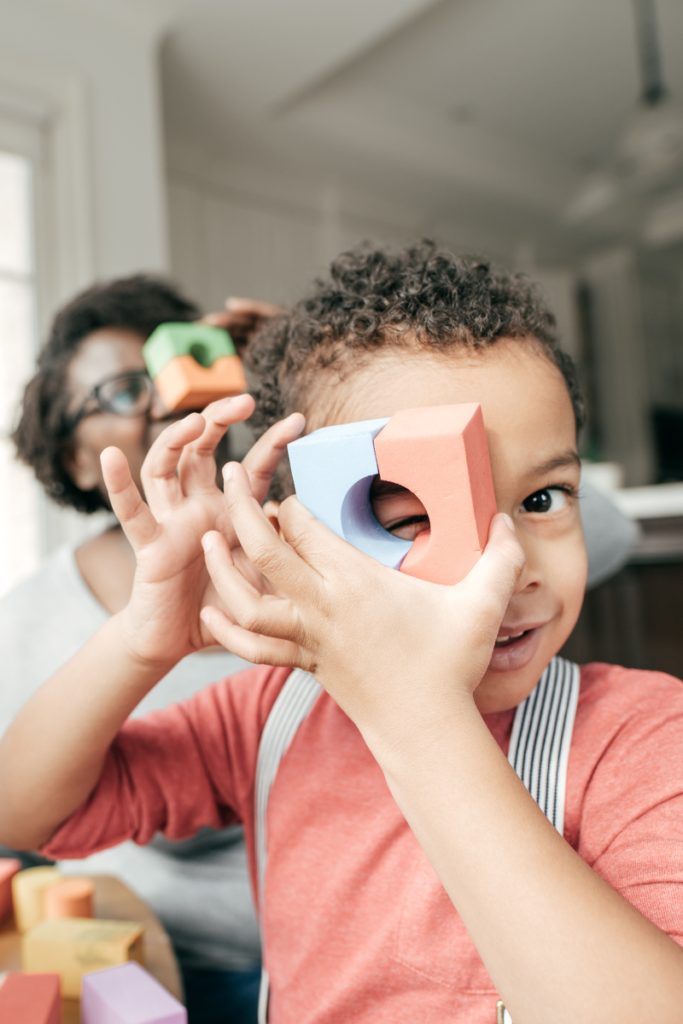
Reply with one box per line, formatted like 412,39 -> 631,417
288,419 -> 412,569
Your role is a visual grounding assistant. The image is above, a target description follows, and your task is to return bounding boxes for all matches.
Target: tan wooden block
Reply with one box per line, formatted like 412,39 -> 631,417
12,868 -> 63,933
154,354 -> 246,411
0,857 -> 21,924
22,917 -> 144,998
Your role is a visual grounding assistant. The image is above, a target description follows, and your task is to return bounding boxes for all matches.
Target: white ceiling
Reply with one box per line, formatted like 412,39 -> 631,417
60,0 -> 683,263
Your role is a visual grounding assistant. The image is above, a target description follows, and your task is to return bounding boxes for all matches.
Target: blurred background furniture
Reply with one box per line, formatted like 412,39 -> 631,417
564,486 -> 683,677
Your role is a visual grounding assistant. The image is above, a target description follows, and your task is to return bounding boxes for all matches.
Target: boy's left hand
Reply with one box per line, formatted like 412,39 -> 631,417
200,462 -> 525,750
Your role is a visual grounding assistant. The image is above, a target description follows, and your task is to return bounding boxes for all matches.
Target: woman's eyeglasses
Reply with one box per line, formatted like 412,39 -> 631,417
63,370 -> 155,436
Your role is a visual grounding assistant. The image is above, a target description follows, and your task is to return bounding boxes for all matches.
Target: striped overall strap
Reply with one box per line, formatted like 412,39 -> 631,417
507,656 -> 580,834
254,656 -> 580,1024
255,669 -> 322,1024
499,655 -> 580,1024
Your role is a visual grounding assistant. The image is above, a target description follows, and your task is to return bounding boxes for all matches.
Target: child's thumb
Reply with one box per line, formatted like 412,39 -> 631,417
459,513 -> 526,620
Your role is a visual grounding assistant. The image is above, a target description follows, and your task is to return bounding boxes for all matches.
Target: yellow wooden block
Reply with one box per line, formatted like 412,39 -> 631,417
22,917 -> 144,998
12,867 -> 63,933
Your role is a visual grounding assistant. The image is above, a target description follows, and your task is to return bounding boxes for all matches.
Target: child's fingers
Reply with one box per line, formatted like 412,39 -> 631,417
101,447 -> 159,551
277,494 -> 378,577
241,413 -> 306,504
459,514 -> 526,627
222,462 -> 321,598
200,606 -> 309,669
141,413 -> 206,514
178,395 -> 255,494
202,531 -> 303,642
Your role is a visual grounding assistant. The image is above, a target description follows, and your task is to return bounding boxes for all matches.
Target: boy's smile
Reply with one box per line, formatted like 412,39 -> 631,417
303,337 -> 587,714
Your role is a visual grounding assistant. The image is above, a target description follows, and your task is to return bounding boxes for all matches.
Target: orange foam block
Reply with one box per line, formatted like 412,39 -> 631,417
0,857 -> 21,923
0,973 -> 61,1024
43,878 -> 94,920
374,403 -> 497,585
154,354 -> 246,411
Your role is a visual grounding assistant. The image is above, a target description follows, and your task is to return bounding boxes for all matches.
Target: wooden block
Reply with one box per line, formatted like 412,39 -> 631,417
0,972 -> 61,1024
12,868 -> 62,933
153,355 -> 246,411
81,961 -> 186,1024
287,418 -> 412,569
43,878 -> 94,921
22,918 -> 144,999
0,857 -> 21,924
374,404 -> 497,585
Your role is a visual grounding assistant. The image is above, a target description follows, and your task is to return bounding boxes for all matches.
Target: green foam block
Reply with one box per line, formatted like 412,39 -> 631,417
143,323 -> 236,378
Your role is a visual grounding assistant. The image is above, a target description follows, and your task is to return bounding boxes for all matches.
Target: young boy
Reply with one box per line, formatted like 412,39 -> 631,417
1,242 -> 682,1024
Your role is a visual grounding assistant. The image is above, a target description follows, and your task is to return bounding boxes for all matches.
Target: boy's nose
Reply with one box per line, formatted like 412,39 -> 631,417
511,541 -> 542,594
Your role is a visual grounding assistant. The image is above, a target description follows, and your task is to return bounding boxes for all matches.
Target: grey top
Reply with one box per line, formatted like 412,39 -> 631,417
0,542 -> 261,972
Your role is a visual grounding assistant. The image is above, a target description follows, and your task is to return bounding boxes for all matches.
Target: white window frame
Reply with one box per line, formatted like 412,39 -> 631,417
0,53 -> 98,561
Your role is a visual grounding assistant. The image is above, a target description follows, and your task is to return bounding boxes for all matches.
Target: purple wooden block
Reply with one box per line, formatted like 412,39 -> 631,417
81,961 -> 186,1024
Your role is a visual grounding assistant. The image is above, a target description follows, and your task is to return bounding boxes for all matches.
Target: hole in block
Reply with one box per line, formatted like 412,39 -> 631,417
189,341 -> 212,368
369,477 -> 430,542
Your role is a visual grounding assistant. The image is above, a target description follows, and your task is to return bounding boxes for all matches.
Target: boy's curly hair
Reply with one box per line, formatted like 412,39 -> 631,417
248,240 -> 584,500
13,275 -> 200,514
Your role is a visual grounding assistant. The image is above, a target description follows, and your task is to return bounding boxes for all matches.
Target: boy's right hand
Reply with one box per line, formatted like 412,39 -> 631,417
104,395 -> 304,669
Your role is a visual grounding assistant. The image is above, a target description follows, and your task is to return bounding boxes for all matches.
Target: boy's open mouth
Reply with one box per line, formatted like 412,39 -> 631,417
488,624 -> 546,673
494,630 -> 528,648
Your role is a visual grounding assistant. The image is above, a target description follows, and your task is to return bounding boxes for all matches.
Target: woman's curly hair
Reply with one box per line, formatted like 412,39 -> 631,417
248,239 -> 584,500
13,275 -> 200,514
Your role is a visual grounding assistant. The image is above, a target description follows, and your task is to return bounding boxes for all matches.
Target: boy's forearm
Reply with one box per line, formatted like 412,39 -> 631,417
0,614 -> 173,851
376,699 -> 683,1024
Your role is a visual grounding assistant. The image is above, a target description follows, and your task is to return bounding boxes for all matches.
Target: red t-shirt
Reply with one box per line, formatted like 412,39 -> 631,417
44,663 -> 683,1023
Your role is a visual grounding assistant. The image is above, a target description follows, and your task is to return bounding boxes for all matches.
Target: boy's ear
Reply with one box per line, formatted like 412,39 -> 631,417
263,500 -> 282,536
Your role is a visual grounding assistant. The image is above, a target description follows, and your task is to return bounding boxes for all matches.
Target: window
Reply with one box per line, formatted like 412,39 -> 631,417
0,150 -> 41,596
0,63 -> 94,593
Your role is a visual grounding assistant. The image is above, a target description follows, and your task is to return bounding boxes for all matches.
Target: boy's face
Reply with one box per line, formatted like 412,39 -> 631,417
304,338 -> 587,714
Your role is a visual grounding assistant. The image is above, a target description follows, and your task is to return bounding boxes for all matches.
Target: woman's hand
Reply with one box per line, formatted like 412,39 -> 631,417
199,462 -> 524,752
106,398 -> 304,670
202,297 -> 285,354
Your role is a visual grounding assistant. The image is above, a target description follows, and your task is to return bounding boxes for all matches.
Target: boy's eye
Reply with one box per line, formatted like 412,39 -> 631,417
521,488 -> 568,515
370,478 -> 429,541
384,515 -> 430,542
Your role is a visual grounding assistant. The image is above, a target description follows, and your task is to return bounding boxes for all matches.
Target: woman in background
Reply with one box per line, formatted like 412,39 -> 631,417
1,275 -> 278,1024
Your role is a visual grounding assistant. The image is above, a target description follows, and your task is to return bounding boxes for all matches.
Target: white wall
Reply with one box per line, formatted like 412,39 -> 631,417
0,0 -> 169,291
167,142 -> 587,357
167,142 -> 426,313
